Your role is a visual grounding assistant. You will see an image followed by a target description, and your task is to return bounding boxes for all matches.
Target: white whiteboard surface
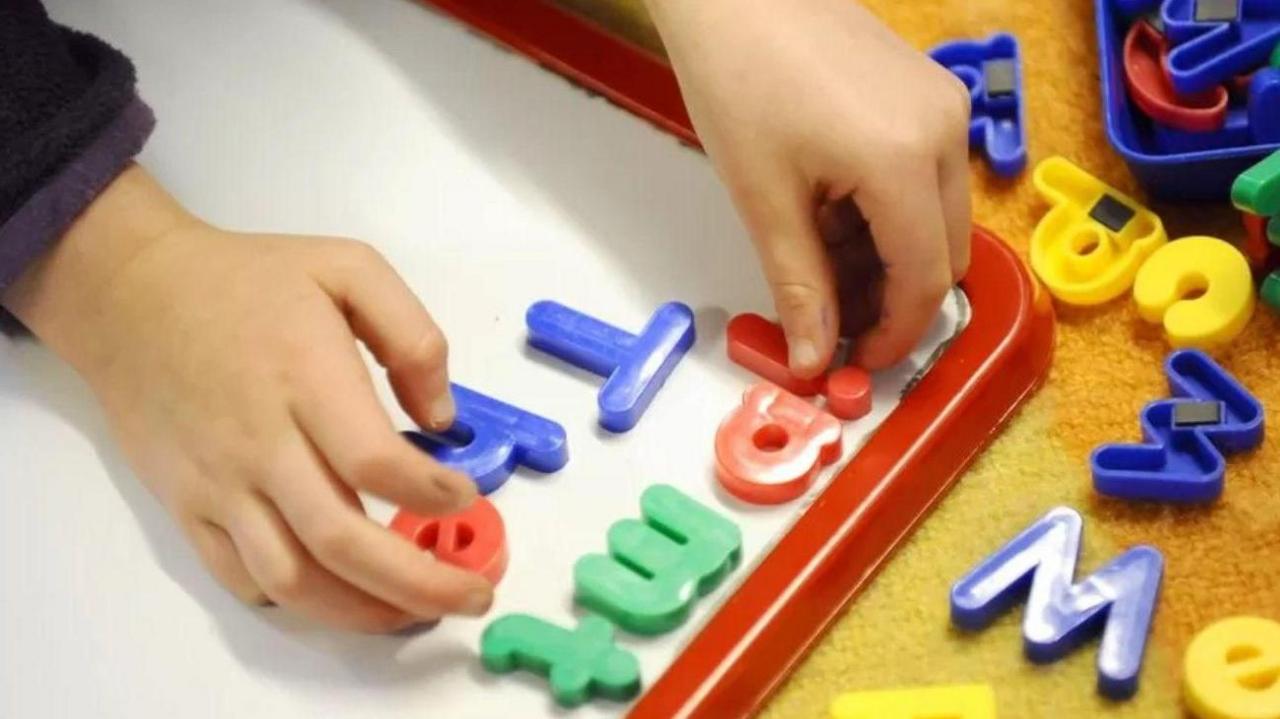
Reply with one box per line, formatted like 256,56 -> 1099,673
0,1 -> 966,717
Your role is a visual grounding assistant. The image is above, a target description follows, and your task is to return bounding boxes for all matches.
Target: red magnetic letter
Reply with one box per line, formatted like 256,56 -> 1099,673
825,366 -> 872,420
726,313 -> 825,396
1123,20 -> 1227,133
390,496 -> 509,585
715,383 -> 843,505
1243,211 -> 1273,271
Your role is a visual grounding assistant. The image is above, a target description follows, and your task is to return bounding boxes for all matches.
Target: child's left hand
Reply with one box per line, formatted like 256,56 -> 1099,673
644,0 -> 973,375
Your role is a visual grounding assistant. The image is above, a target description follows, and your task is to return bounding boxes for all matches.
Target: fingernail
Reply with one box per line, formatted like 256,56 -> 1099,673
790,339 -> 820,372
428,392 -> 456,428
462,589 -> 493,616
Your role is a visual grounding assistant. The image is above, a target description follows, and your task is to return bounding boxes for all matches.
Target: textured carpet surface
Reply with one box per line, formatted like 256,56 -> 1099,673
549,1 -> 1280,716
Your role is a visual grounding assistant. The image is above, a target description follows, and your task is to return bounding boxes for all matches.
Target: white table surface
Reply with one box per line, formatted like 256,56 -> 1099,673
1,1 -> 966,716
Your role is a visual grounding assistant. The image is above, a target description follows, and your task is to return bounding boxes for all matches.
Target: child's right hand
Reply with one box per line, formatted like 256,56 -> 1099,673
645,0 -> 972,375
2,166 -> 493,632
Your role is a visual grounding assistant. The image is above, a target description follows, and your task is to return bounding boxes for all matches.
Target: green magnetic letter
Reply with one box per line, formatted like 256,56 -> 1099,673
480,613 -> 640,707
1231,150 -> 1280,218
574,484 -> 742,635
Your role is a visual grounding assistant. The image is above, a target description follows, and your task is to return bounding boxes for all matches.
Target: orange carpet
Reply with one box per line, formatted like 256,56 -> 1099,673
549,1 -> 1280,716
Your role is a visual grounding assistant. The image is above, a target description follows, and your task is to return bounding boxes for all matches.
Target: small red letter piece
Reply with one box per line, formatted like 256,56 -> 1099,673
727,313 -> 874,420
726,313 -> 825,396
390,496 -> 509,585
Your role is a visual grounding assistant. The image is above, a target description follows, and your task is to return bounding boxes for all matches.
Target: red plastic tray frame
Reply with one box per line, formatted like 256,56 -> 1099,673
410,1 -> 1056,716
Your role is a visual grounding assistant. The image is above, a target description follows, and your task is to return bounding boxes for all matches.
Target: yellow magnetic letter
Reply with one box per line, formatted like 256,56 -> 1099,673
1030,156 -> 1166,305
1184,616 -> 1280,719
1133,237 -> 1255,349
830,683 -> 996,719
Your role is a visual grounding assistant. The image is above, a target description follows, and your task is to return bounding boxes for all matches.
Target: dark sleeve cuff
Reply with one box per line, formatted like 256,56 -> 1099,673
0,95 -> 155,292
0,20 -> 140,218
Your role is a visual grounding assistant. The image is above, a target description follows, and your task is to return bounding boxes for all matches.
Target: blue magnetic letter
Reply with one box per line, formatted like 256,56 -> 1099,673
1113,0 -> 1159,18
404,383 -> 568,495
930,33 -> 1027,177
1250,69 -> 1280,145
1161,0 -> 1280,95
1152,69 -> 1280,154
1091,349 -> 1263,503
951,507 -> 1164,700
525,301 -> 696,433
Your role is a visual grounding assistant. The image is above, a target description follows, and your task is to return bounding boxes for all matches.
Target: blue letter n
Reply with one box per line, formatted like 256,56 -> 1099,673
950,507 -> 1163,700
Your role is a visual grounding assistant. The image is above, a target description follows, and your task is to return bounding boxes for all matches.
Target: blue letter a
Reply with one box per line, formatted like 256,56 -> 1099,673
950,507 -> 1163,700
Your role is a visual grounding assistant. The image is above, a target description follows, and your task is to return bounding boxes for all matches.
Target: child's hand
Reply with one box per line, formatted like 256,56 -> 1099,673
3,167 -> 492,632
645,0 -> 972,374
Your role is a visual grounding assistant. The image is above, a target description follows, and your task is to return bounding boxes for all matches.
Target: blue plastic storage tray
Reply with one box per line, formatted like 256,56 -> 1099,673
1096,0 -> 1280,201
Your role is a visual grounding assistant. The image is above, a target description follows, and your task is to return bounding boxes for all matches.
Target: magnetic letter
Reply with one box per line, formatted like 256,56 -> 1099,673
830,684 -> 997,719
525,300 -> 695,433
480,614 -> 640,707
389,496 -> 508,584
1184,616 -> 1280,719
951,506 -> 1164,699
1132,237 -> 1254,349
404,383 -> 567,495
930,33 -> 1027,177
1029,156 -> 1166,305
715,383 -> 842,505
726,314 -> 874,420
574,484 -> 741,635
1092,349 -> 1263,503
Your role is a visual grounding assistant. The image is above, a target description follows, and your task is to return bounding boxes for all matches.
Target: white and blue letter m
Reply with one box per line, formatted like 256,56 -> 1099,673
950,506 -> 1163,700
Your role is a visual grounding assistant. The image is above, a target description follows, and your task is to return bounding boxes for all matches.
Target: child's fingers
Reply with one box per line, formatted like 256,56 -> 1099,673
221,492 -> 419,633
818,197 -> 884,340
287,315 -> 475,518
853,160 -> 953,370
266,441 -> 494,619
938,135 -> 973,282
310,239 -> 455,431
182,517 -> 268,606
735,168 -> 839,378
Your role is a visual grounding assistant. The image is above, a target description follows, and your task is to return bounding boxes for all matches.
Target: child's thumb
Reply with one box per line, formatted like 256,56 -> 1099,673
740,181 -> 839,379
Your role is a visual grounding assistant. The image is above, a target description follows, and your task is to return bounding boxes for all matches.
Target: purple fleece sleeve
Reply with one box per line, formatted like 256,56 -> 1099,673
0,1 -> 153,330
0,96 -> 155,291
